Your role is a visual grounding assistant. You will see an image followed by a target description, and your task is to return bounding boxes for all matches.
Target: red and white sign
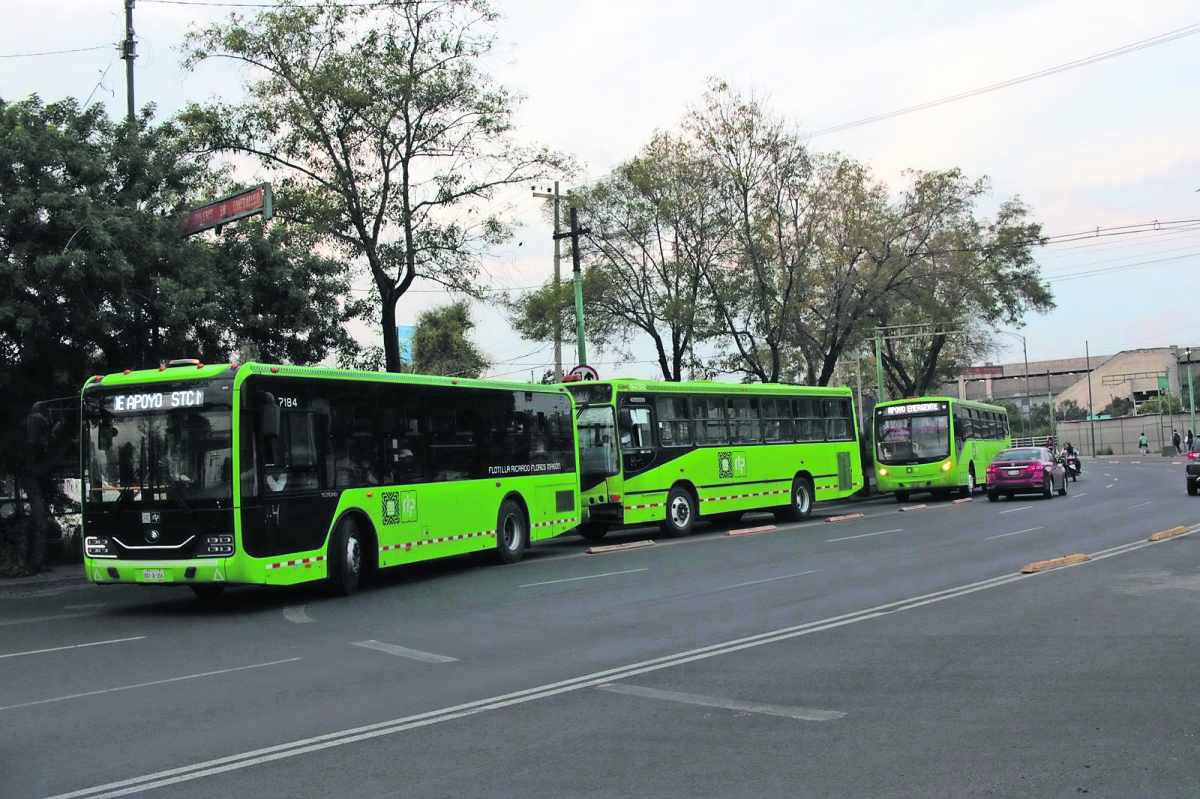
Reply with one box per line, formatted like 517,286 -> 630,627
182,183 -> 273,236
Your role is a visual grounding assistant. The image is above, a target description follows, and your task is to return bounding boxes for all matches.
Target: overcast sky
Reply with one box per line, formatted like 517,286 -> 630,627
3,0 -> 1198,382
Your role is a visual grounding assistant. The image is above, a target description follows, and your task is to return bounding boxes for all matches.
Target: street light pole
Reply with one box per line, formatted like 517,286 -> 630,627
998,330 -> 1030,440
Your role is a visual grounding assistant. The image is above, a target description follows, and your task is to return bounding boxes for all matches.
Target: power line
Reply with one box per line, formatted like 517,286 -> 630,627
0,45 -> 111,59
806,21 -> 1200,138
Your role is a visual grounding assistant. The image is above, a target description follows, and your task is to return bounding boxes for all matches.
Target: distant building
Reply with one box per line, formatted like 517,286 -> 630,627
940,346 -> 1196,413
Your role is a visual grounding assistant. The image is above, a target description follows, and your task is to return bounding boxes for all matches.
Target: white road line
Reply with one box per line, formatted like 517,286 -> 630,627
520,568 -> 648,588
1128,500 -> 1154,510
827,528 -> 902,542
998,506 -> 1033,514
352,640 -> 458,663
705,571 -> 817,593
1073,492 -> 1088,498
598,683 -> 845,721
0,636 -> 146,661
0,658 -> 300,713
62,604 -> 106,610
1106,484 -> 1115,489
283,606 -> 314,624
985,526 -> 1045,541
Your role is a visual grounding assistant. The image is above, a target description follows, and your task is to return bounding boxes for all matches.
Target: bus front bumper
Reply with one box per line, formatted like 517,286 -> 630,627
84,558 -> 227,586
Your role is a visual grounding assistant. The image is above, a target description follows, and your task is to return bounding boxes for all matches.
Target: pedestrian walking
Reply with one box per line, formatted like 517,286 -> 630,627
1188,430 -> 1195,453
1139,432 -> 1148,456
1172,429 -> 1181,455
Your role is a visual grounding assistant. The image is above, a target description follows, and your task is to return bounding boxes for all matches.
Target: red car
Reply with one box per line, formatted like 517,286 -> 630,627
986,447 -> 1067,501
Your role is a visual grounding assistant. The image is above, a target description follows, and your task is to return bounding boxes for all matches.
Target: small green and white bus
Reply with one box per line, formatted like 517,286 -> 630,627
873,396 -> 1011,502
563,379 -> 863,538
81,361 -> 579,597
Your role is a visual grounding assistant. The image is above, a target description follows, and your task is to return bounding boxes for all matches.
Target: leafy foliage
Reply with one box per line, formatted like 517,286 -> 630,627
411,300 -> 489,378
180,0 -> 574,372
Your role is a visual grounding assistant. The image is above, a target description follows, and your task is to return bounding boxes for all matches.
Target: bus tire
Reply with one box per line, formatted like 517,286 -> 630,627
775,477 -> 814,522
330,517 -> 364,596
190,584 -> 226,599
496,499 -> 528,564
578,523 -> 609,541
661,486 -> 695,538
893,491 -> 910,503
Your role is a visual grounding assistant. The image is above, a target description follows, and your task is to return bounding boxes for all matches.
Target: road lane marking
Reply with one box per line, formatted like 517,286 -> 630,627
0,658 -> 301,713
1074,492 -> 1088,498
827,528 -> 902,542
597,683 -> 845,721
0,636 -> 146,661
704,570 -> 817,593
998,506 -> 1033,514
283,606 -> 314,624
0,612 -> 96,627
985,526 -> 1045,541
520,568 -> 648,588
352,640 -> 458,663
63,604 -> 106,610
1128,501 -> 1153,510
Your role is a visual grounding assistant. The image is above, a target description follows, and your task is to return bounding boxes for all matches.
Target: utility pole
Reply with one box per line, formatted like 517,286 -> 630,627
531,183 -> 564,380
120,0 -> 137,123
554,207 -> 590,367
1086,341 -> 1097,456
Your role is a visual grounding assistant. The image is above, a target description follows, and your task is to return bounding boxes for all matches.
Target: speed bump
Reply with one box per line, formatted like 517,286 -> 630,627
825,513 -> 865,523
898,504 -> 927,512
728,525 -> 778,537
1148,526 -> 1187,542
586,540 -> 655,554
1021,553 -> 1090,573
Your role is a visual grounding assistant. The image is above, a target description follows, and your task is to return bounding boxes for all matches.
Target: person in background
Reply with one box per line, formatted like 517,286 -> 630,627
1187,430 -> 1194,452
1172,429 -> 1181,455
1139,432 -> 1148,456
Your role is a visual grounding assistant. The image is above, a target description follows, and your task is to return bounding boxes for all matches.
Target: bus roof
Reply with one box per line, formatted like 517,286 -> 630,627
570,378 -> 852,397
874,396 -> 1007,413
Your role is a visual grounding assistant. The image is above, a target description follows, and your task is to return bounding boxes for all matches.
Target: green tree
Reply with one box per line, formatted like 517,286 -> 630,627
180,0 -> 574,373
1136,395 -> 1183,414
411,300 -> 489,378
1100,396 -> 1134,417
0,95 -> 358,575
1056,398 -> 1089,422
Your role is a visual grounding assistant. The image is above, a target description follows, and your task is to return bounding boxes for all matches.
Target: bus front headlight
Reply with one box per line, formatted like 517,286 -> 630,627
941,460 -> 954,472
878,467 -> 889,477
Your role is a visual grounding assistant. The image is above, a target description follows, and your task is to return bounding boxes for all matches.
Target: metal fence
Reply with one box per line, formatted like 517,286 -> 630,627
1042,414 -> 1197,457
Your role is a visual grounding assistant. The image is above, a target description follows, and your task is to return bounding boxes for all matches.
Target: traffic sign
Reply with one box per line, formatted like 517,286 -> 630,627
569,364 -> 599,381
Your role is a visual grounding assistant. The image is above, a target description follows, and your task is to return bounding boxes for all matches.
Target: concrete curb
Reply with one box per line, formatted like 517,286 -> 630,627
1021,553 -> 1090,573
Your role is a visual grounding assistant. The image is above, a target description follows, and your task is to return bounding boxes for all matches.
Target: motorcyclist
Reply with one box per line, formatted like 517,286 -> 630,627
1061,441 -> 1080,478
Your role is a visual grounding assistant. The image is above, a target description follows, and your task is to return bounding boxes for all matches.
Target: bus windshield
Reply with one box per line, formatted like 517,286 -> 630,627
577,405 -> 619,480
875,412 -> 951,464
84,395 -> 234,509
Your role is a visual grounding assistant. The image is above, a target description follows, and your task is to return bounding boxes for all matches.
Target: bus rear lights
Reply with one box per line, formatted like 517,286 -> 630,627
123,369 -> 132,375
85,536 -> 116,558
203,534 -> 235,557
270,367 -> 280,373
610,495 -> 621,502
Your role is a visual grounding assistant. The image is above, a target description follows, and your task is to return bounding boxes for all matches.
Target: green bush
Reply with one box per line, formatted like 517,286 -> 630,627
1096,446 -> 1114,456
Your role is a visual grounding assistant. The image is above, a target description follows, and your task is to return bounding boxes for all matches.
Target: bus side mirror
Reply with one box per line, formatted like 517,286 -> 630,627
260,393 -> 281,438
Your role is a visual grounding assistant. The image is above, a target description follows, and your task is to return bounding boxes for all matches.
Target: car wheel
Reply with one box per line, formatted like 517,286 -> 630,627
1042,475 -> 1053,498
661,485 -> 696,537
1188,477 -> 1198,496
496,499 -> 528,564
1058,476 -> 1067,496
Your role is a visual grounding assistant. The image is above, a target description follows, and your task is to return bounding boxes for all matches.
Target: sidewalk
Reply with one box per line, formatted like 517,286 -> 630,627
0,563 -> 89,594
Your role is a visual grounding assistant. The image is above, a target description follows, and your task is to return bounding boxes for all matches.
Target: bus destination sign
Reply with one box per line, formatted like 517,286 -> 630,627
881,401 -> 945,416
108,390 -> 206,413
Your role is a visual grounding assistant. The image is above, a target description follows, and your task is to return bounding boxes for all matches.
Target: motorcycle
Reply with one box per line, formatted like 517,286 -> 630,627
1063,453 -> 1082,481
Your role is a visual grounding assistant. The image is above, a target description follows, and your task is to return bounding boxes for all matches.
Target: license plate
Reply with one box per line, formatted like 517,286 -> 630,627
1008,469 -> 1020,476
142,569 -> 165,582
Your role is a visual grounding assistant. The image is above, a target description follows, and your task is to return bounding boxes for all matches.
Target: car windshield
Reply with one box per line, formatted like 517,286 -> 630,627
83,387 -> 234,509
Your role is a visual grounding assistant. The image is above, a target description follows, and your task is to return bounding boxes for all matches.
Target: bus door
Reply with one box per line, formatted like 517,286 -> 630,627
618,397 -> 656,476
576,404 -> 620,522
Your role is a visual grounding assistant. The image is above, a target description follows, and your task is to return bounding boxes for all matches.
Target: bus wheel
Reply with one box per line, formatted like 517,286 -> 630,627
961,469 -> 976,497
578,523 -> 609,541
190,584 -> 225,600
496,499 -> 528,564
330,518 -> 363,596
775,477 -> 813,522
661,486 -> 695,537
893,491 -> 910,503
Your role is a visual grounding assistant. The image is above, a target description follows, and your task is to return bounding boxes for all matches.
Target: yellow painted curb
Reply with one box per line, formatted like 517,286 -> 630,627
1148,525 -> 1188,542
899,504 -> 927,512
586,540 -> 655,554
825,513 -> 865,523
1021,553 -> 1090,573
728,525 -> 779,537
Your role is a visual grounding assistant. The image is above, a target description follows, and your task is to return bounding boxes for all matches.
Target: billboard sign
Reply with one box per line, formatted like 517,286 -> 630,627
182,183 -> 273,236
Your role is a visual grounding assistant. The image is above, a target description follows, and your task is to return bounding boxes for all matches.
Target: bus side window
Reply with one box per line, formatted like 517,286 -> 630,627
656,396 -> 690,447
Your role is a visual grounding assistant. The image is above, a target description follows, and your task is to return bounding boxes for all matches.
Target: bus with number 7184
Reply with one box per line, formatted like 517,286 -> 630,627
563,379 -> 864,538
80,360 -> 580,597
872,396 -> 1011,502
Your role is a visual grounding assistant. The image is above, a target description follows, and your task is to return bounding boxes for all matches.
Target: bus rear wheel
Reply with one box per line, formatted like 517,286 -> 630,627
496,499 -> 528,564
330,518 -> 364,596
578,523 -> 609,541
660,486 -> 695,537
775,477 -> 814,522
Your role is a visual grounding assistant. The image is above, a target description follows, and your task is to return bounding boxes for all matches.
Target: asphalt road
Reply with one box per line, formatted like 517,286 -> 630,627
3,457 -> 1199,798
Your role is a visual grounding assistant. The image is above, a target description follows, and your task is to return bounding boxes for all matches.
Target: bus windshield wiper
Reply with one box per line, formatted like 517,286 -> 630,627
155,458 -> 193,514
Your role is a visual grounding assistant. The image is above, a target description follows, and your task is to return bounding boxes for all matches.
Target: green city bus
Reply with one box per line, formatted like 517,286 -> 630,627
81,361 -> 579,597
563,379 -> 864,538
873,396 -> 1011,502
